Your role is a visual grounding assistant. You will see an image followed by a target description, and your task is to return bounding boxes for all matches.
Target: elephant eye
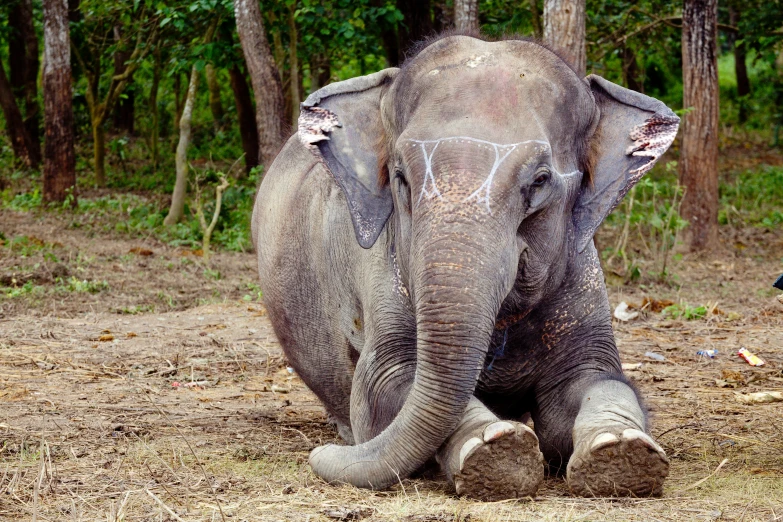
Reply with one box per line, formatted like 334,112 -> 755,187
532,170 -> 550,187
395,169 -> 409,187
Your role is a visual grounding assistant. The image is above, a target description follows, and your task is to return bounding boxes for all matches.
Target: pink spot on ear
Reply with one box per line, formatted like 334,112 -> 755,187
298,106 -> 341,149
626,114 -> 679,177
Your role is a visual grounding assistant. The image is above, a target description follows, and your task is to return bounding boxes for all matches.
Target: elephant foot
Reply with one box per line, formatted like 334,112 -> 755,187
567,428 -> 669,497
454,421 -> 544,501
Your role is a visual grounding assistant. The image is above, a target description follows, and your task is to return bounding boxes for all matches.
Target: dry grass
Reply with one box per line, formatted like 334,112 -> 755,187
2,209 -> 783,521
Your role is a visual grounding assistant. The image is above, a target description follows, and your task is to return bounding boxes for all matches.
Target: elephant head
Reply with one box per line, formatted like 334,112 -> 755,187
298,35 -> 678,488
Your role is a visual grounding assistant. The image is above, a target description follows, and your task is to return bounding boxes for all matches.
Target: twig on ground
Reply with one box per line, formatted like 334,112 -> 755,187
32,434 -> 45,522
146,488 -> 186,522
675,458 -> 729,492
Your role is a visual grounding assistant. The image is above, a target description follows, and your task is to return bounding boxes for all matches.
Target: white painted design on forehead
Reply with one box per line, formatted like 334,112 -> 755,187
407,136 -> 551,213
464,142 -> 519,212
417,141 -> 443,204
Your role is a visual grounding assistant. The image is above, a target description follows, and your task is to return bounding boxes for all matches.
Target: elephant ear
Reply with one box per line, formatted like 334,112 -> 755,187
298,68 -> 398,249
573,75 -> 680,253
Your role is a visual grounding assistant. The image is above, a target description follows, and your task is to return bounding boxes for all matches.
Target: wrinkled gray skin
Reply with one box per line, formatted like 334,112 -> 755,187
253,35 -> 679,499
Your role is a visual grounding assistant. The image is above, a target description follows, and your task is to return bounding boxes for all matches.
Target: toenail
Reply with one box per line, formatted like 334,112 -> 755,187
483,421 -> 516,442
622,429 -> 665,454
590,432 -> 620,451
459,437 -> 484,471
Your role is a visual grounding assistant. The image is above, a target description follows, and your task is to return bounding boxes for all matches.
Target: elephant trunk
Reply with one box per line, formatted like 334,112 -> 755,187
310,220 -> 517,488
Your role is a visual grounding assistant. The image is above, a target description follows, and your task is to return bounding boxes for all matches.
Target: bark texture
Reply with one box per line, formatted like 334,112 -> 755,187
164,65 -> 199,226
0,61 -> 38,167
543,0 -> 586,76
229,64 -> 259,174
148,47 -> 161,168
680,0 -> 719,251
454,0 -> 479,32
9,0 -> 42,162
42,0 -> 76,204
234,0 -> 286,168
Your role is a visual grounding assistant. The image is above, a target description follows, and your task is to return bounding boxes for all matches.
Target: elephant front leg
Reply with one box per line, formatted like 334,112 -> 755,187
436,397 -> 544,500
352,347 -> 544,500
564,379 -> 669,497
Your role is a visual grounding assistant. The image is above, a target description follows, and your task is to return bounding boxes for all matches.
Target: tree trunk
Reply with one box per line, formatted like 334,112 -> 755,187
529,0 -> 543,38
111,27 -> 135,134
433,0 -> 453,33
543,0 -> 586,76
309,53 -> 331,91
397,0 -> 433,61
729,6 -> 750,124
164,65 -> 199,226
288,5 -> 301,126
205,64 -> 225,129
229,64 -> 259,174
174,72 -> 184,133
680,0 -> 719,251
149,47 -> 161,169
373,0 -> 400,66
234,0 -> 286,167
622,45 -> 643,93
9,0 -> 42,162
112,88 -> 135,133
454,0 -> 479,32
42,0 -> 76,204
0,62 -> 38,168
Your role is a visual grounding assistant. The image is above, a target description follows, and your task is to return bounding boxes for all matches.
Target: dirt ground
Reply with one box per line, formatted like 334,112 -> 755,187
1,205 -> 782,522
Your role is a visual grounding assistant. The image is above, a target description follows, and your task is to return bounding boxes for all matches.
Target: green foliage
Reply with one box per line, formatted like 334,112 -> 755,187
242,282 -> 263,302
3,0 -> 783,266
662,303 -> 708,321
2,281 -> 45,299
117,304 -> 155,314
2,189 -> 42,212
55,277 -> 110,294
4,235 -> 50,257
604,162 -> 688,283
719,166 -> 783,227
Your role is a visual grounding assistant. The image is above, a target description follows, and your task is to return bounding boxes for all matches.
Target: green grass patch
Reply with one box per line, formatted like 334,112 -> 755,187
720,166 -> 783,227
55,276 -> 109,294
1,280 -> 45,298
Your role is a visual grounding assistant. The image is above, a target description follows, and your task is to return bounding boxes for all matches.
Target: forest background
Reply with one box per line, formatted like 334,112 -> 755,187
1,0 -> 782,275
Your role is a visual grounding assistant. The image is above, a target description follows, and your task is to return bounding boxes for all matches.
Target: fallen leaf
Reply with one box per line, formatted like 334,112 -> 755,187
721,369 -> 745,385
641,297 -> 675,313
129,247 -> 154,256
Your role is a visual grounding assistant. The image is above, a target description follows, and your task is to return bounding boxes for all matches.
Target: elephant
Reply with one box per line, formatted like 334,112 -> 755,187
252,34 -> 679,500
